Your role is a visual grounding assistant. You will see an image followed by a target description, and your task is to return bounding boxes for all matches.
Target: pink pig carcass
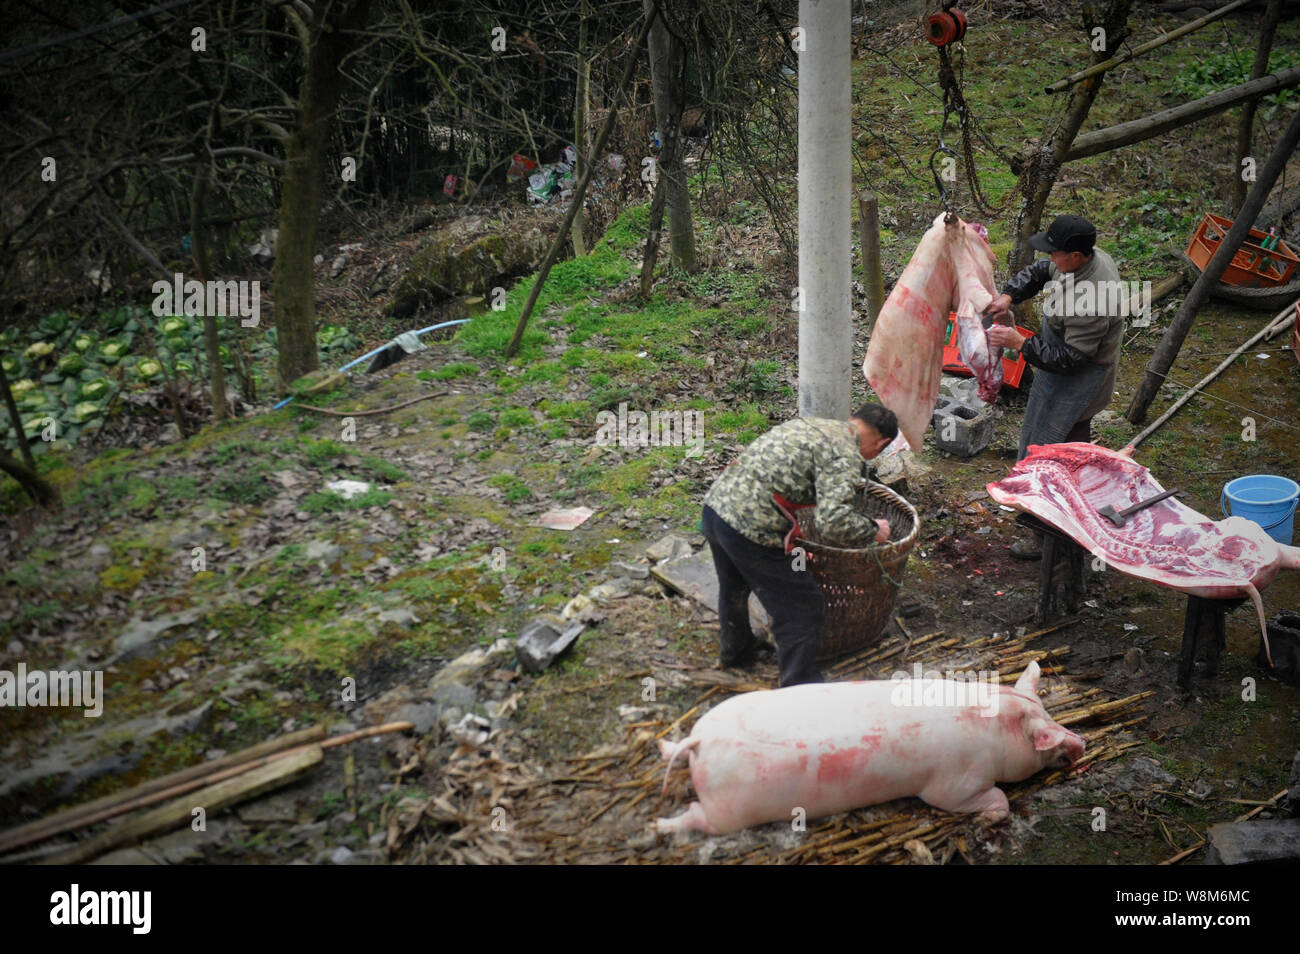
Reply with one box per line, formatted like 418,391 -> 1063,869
653,661 -> 1083,836
863,212 -> 1000,452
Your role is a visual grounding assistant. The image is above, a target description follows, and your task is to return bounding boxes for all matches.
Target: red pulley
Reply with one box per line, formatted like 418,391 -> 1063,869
926,12 -> 956,46
950,8 -> 967,42
926,8 -> 967,47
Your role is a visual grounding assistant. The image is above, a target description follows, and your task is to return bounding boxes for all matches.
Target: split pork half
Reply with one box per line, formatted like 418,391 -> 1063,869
863,212 -> 1000,451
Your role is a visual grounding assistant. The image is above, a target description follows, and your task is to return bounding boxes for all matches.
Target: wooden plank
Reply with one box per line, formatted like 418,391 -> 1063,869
0,724 -> 327,856
43,745 -> 323,865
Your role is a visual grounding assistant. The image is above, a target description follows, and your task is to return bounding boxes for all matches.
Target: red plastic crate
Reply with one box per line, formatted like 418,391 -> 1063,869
1186,212 -> 1298,288
941,313 -> 1030,389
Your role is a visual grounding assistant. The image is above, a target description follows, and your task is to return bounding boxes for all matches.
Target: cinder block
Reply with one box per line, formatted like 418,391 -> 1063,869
932,402 -> 993,457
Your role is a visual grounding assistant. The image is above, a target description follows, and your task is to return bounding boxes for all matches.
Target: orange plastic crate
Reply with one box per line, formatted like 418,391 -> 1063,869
941,313 -> 1030,389
1186,212 -> 1298,288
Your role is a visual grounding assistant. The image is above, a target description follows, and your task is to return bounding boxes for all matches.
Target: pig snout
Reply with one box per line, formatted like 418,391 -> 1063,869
1033,722 -> 1086,768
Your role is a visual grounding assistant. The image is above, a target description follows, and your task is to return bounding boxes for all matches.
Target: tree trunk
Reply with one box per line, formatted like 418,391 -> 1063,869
191,159 -> 228,423
640,177 -> 668,297
645,0 -> 696,272
0,348 -> 38,472
1233,0 -> 1283,213
571,0 -> 589,257
274,0 -> 372,391
1009,0 -> 1132,275
0,448 -> 58,508
1126,101 -> 1300,424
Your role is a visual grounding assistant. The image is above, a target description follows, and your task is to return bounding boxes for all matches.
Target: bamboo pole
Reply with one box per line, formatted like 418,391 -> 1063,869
44,745 -> 323,865
0,722 -> 410,858
505,3 -> 660,358
1125,301 -> 1298,448
0,725 -> 326,856
1045,0 -> 1255,94
1066,65 -> 1300,161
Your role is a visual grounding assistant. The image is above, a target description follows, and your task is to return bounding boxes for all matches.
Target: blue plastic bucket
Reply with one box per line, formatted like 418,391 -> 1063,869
1221,474 -> 1299,545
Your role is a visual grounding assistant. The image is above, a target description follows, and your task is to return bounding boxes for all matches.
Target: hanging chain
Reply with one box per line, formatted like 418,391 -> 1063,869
930,30 -> 998,219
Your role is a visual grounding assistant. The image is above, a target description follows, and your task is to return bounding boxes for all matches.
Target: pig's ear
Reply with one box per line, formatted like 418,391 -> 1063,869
1033,725 -> 1068,752
1014,660 -> 1041,695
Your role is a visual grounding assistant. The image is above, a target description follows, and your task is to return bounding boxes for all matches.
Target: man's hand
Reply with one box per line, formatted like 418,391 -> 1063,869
874,518 -> 891,543
986,324 -> 1028,350
983,294 -> 1013,323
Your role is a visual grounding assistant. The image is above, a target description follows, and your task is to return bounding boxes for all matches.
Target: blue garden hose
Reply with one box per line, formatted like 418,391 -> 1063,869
271,319 -> 470,410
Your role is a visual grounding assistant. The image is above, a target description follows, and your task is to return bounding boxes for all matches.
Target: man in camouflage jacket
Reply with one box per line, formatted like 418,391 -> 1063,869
701,404 -> 898,686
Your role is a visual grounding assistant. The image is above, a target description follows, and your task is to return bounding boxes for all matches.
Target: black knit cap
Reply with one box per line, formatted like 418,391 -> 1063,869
1029,214 -> 1096,253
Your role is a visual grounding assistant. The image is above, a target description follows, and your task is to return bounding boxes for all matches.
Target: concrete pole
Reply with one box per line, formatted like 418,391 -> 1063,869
798,0 -> 852,420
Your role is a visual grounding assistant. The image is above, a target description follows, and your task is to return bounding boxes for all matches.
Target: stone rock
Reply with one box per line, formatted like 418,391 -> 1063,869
389,702 -> 440,736
238,792 -> 301,824
111,609 -> 202,663
939,375 -> 982,409
136,826 -> 210,864
376,608 -> 420,628
587,577 -> 636,601
285,821 -> 328,847
612,560 -> 650,580
1205,819 -> 1300,864
429,640 -> 513,691
170,528 -> 211,548
430,682 -> 476,710
516,616 -> 584,673
305,540 -> 343,562
645,534 -> 693,563
388,211 -> 555,318
449,712 -> 492,747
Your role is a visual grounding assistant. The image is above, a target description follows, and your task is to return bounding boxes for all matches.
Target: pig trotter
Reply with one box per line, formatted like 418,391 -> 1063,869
920,783 -> 1011,823
658,736 -> 702,795
652,801 -> 721,837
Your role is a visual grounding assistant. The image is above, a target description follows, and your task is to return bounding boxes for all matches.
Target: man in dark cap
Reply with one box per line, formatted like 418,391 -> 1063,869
984,215 -> 1125,558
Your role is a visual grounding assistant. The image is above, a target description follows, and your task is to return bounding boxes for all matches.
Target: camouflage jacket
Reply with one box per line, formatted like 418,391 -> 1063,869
703,417 -> 878,549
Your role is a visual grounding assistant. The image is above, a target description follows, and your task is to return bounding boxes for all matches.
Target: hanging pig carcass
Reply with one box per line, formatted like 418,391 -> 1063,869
864,213 -> 1001,451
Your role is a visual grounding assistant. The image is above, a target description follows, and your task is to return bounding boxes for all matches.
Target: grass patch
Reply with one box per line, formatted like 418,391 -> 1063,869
487,473 -> 532,502
300,487 -> 394,514
419,362 -> 478,381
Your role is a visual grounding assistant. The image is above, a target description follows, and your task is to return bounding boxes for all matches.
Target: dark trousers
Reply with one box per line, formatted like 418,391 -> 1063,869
1065,417 -> 1092,443
701,506 -> 825,687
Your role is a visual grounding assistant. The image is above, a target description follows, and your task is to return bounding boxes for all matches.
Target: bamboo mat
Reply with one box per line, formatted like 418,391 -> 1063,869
403,622 -> 1152,864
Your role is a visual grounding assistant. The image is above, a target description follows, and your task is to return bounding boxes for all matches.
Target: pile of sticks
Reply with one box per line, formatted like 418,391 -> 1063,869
0,722 -> 412,864
405,620 -> 1154,864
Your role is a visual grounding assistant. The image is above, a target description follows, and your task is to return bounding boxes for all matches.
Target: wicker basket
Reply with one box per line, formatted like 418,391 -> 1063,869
795,481 -> 920,661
